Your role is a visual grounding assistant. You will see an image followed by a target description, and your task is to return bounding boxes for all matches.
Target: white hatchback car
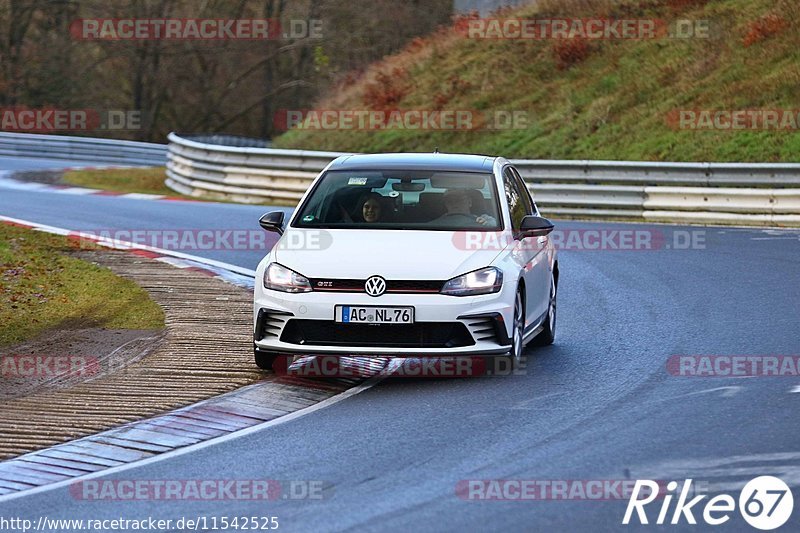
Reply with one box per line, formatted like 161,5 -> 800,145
253,153 -> 558,371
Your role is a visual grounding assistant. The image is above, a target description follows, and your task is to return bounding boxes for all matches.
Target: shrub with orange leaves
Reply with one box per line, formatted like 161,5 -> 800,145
552,38 -> 591,70
363,67 -> 410,110
743,13 -> 788,47
433,75 -> 473,109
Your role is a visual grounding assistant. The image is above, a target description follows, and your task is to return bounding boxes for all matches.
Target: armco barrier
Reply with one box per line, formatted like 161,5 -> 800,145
5,132 -> 796,226
0,132 -> 166,166
166,132 -> 800,226
513,160 -> 800,187
165,133 -> 335,204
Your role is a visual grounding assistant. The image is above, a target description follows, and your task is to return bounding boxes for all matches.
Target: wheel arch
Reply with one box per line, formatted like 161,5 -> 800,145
516,276 -> 526,306
553,261 -> 559,288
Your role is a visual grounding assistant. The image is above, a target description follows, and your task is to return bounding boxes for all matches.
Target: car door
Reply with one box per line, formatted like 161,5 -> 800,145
502,166 -> 550,327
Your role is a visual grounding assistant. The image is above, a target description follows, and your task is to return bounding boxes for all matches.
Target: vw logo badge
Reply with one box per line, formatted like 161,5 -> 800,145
365,276 -> 386,297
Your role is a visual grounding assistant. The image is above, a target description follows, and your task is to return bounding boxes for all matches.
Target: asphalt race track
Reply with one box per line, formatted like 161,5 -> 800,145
1,156 -> 799,532
0,156 -> 110,172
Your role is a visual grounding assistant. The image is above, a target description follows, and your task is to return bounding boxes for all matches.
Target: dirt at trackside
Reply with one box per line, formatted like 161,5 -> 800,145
0,327 -> 164,401
0,249 -> 264,460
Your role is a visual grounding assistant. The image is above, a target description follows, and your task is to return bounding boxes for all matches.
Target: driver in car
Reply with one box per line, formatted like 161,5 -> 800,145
435,188 -> 497,226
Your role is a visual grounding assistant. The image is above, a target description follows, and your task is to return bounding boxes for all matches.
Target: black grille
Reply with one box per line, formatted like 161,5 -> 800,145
466,317 -> 499,343
308,278 -> 444,294
255,309 -> 292,341
280,320 -> 474,348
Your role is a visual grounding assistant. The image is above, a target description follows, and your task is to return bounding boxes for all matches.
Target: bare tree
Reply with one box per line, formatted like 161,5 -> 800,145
0,0 -> 452,141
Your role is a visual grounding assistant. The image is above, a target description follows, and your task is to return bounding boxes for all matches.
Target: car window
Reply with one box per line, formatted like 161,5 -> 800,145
503,167 -> 530,231
293,170 -> 502,231
510,167 -> 537,216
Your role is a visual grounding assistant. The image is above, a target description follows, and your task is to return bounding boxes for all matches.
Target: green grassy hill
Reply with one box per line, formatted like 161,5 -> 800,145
275,0 -> 800,162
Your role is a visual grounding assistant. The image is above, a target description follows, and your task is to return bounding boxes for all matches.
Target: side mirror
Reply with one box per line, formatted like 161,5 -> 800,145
259,211 -> 285,235
519,215 -> 554,238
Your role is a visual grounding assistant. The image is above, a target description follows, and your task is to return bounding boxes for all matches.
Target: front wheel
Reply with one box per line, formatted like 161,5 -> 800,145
532,273 -> 556,346
254,346 -> 280,371
254,346 -> 298,374
510,288 -> 526,368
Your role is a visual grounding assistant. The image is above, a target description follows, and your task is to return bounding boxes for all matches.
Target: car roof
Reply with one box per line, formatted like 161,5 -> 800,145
328,153 -> 497,173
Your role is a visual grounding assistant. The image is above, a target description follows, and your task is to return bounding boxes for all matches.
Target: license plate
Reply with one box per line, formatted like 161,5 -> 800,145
335,305 -> 414,324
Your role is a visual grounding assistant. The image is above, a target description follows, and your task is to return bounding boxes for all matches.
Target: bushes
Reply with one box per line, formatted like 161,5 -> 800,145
433,75 -> 473,109
742,14 -> 788,47
363,67 -> 410,110
552,38 -> 592,70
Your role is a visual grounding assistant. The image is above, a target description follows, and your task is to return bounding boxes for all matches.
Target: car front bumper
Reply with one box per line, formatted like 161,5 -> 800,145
253,284 -> 516,357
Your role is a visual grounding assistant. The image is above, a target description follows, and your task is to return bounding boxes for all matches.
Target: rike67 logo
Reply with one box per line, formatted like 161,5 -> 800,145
623,477 -> 794,530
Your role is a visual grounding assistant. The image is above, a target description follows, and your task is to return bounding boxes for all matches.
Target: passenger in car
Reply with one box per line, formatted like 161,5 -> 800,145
356,192 -> 386,223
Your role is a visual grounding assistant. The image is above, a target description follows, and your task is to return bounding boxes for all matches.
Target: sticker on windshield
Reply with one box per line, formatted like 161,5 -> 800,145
348,177 -> 368,185
302,215 -> 315,222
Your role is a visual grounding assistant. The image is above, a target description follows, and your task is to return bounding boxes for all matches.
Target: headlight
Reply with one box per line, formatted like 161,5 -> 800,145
440,267 -> 503,296
263,263 -> 312,293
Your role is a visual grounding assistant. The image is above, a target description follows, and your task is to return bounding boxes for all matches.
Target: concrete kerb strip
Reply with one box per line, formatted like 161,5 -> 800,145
0,216 -> 390,499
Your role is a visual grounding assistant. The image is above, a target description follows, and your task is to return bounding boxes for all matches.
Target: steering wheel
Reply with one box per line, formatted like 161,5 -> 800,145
440,213 -> 479,223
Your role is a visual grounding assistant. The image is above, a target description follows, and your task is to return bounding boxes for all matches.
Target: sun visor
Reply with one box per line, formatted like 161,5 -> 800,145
430,173 -> 487,189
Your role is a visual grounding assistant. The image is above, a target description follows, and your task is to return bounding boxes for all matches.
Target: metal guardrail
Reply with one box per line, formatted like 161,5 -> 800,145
4,132 -> 795,225
513,160 -> 800,187
0,132 -> 166,166
166,132 -> 800,226
179,133 -> 272,149
165,132 -> 336,203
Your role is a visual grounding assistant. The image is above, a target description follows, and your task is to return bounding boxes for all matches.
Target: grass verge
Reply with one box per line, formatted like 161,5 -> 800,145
61,167 -> 293,205
0,223 -> 165,348
275,0 -> 800,162
62,167 -> 180,196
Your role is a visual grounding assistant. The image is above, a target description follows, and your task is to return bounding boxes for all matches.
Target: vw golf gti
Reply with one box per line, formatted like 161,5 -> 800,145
253,153 -> 558,371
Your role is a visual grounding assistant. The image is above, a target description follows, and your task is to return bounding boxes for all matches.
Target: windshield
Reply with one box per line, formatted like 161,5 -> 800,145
292,170 -> 502,231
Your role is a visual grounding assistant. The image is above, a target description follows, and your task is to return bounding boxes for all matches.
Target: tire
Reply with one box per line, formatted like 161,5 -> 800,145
532,273 -> 557,346
510,287 -> 526,368
254,346 -> 280,371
